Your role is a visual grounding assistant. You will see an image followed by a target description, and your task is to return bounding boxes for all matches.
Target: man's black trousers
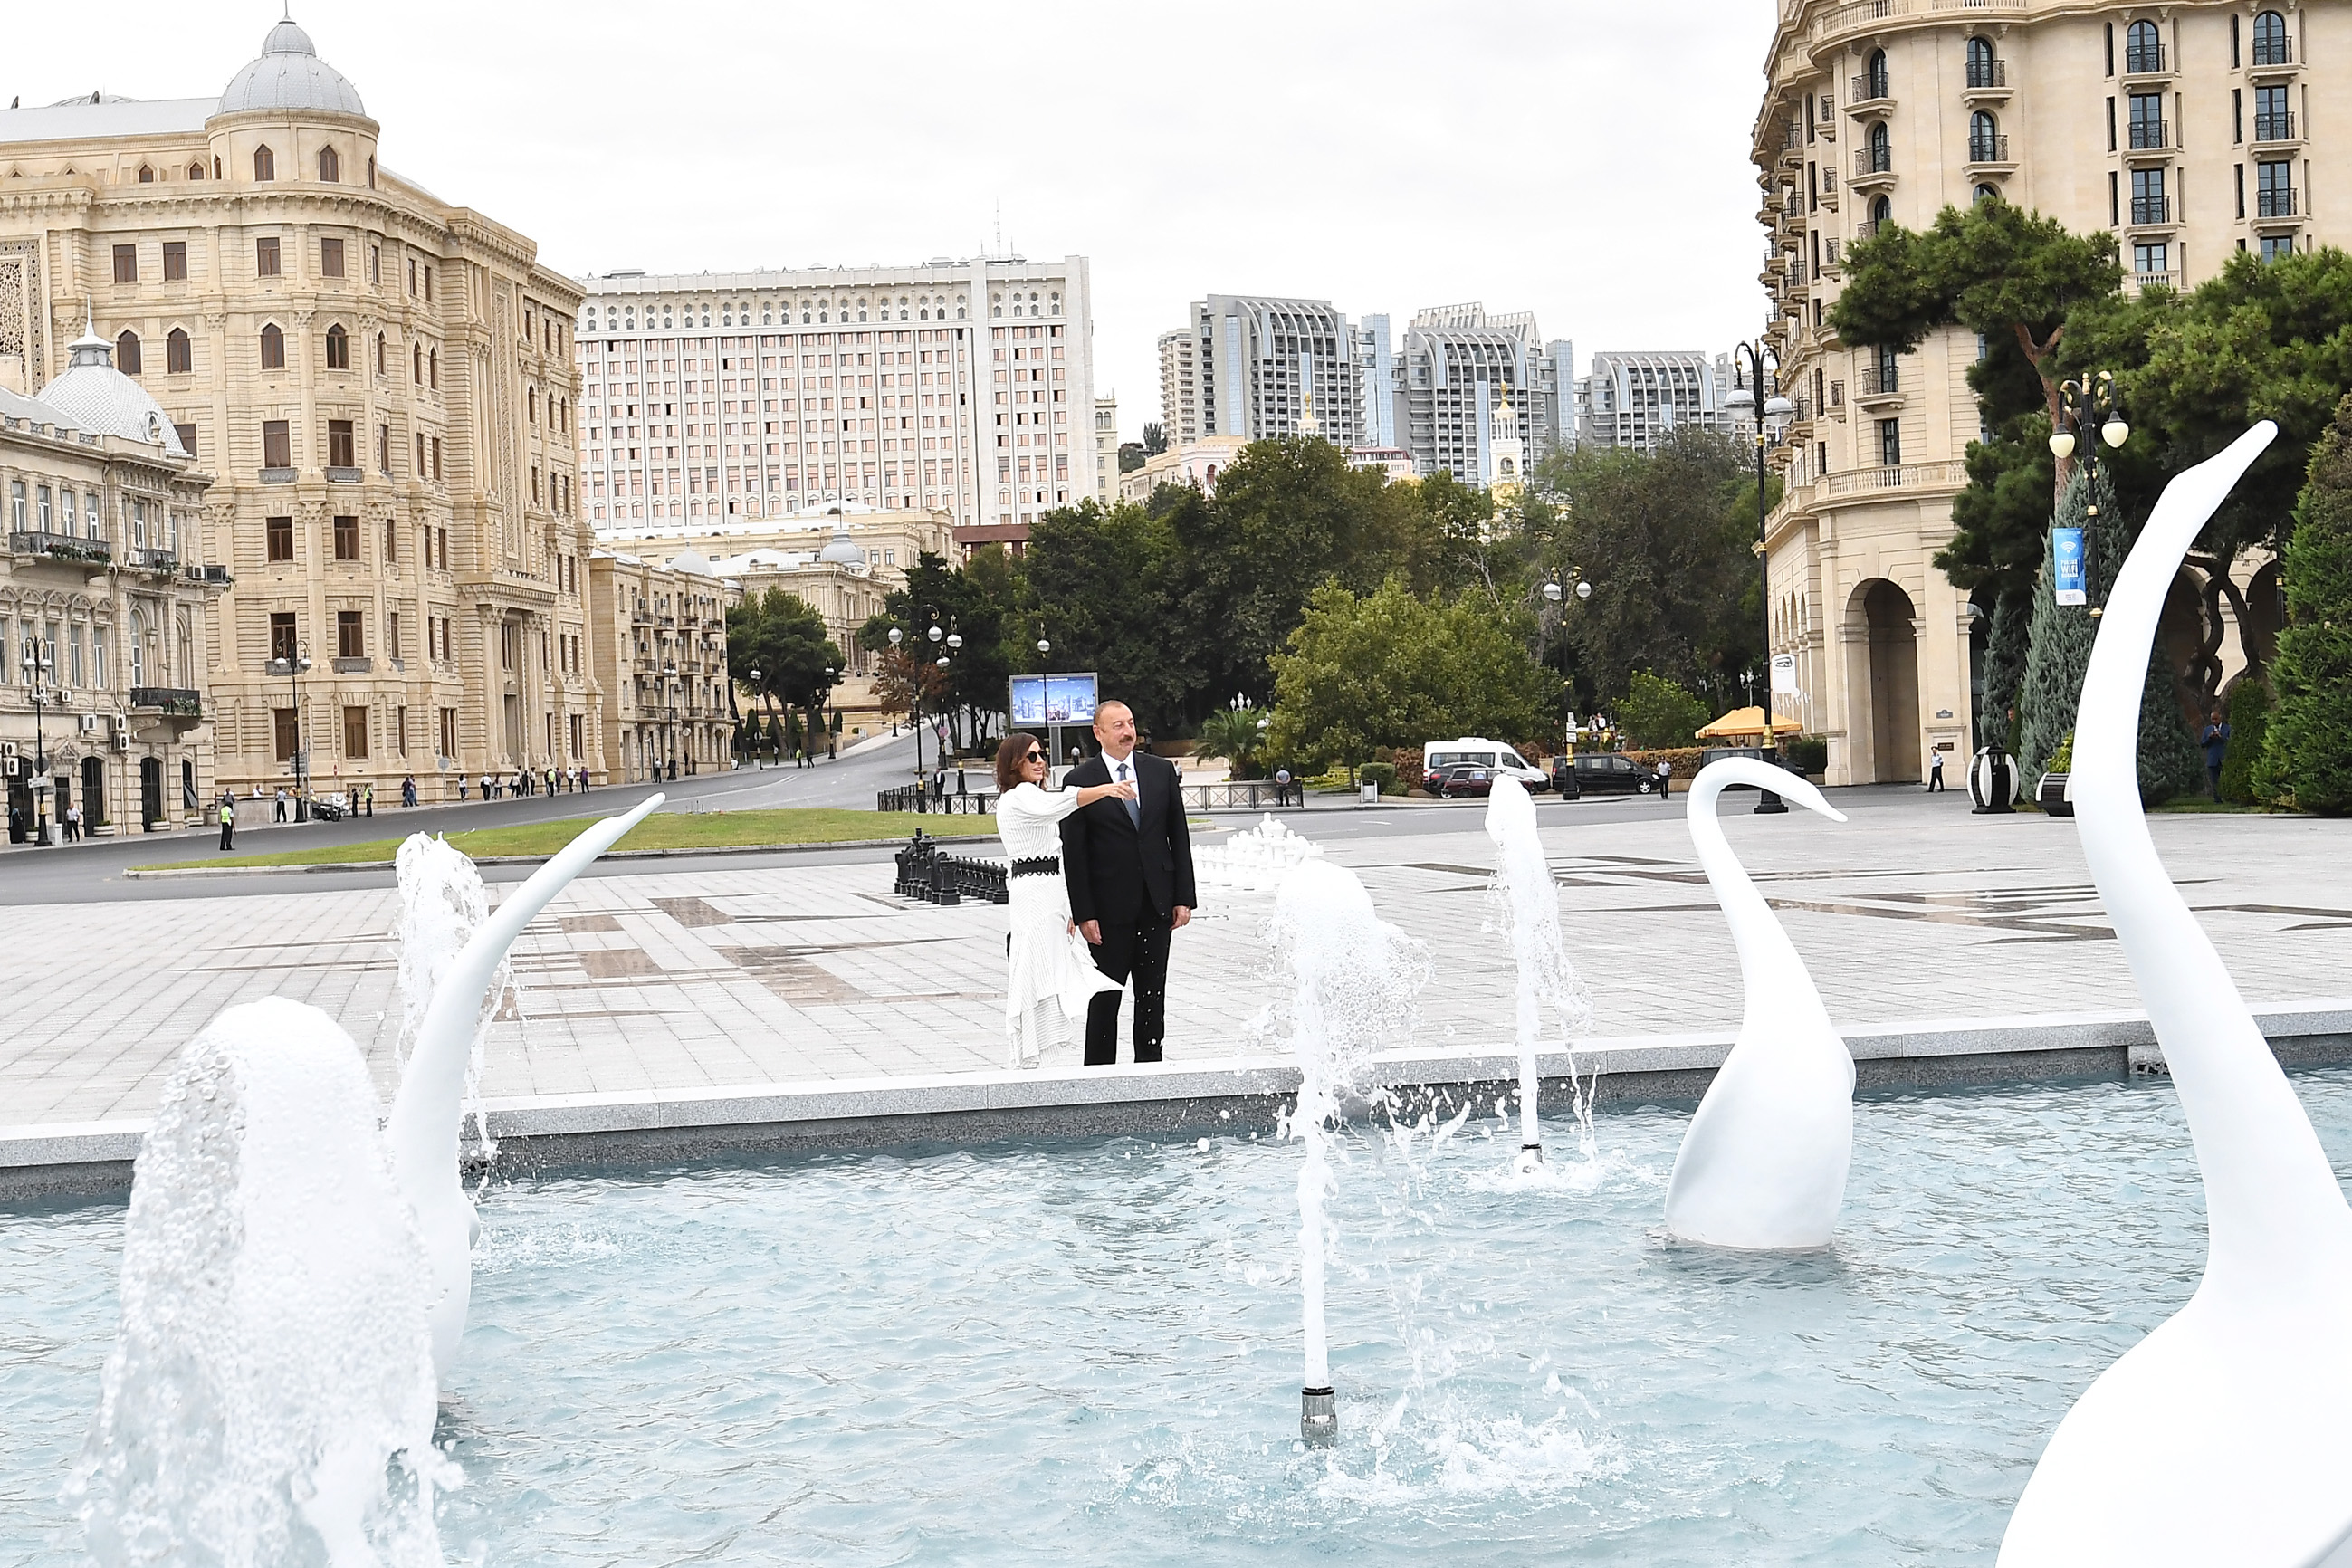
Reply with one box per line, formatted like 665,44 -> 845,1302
1084,905 -> 1172,1066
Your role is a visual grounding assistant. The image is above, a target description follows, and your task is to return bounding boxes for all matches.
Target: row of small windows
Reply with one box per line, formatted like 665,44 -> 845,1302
592,294 -> 970,332
129,147 -> 375,186
1851,12 -> 2289,109
107,327 -> 585,427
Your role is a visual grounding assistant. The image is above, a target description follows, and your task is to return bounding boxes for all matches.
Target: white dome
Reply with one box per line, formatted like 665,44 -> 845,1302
40,327 -> 191,459
218,18 -> 366,118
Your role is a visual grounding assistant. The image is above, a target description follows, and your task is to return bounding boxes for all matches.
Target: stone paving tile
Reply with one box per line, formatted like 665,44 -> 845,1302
5,800 -> 2352,1129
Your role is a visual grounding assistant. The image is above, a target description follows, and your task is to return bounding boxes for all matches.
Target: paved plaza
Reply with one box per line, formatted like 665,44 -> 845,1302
5,790 -> 2350,1134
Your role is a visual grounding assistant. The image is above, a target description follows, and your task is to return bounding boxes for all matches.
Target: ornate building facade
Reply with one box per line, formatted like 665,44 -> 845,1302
1754,0 -> 2347,784
0,18 -> 599,803
2,330 -> 219,839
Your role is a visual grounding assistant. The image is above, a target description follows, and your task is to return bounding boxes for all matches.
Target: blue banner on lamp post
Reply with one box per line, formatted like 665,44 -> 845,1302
2053,526 -> 2088,607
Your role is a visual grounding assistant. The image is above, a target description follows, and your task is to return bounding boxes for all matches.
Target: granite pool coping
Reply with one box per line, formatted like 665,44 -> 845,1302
8,999 -> 2348,1199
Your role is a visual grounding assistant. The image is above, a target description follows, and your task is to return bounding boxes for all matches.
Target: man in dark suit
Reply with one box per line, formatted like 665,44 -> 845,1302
1060,700 -> 1197,1066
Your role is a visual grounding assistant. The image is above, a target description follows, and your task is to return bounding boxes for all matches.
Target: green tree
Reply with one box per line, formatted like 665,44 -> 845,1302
1833,200 -> 2121,503
1976,583 -> 2032,756
2255,392 -> 2352,814
1536,429 -> 1757,712
1264,578 -> 1554,774
1142,422 -> 1168,456
1020,498 -> 1199,736
1616,671 -> 1711,750
1193,705 -> 1268,779
1118,442 -> 1146,474
727,587 -> 842,757
2216,677 -> 2271,805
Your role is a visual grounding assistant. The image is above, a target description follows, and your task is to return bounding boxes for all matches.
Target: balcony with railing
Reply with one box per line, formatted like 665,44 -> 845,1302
1967,132 -> 2012,165
9,531 -> 111,568
1849,72 -> 1891,108
1964,57 -> 2008,93
129,687 -> 202,719
2123,41 -> 2167,75
127,547 -> 178,574
2129,268 -> 2183,295
2255,186 -> 2300,222
2251,33 -> 2294,69
1856,364 -> 1904,406
1819,460 -> 1971,501
2128,195 -> 2174,226
1852,146 -> 1895,186
2126,118 -> 2171,153
2253,110 -> 2299,145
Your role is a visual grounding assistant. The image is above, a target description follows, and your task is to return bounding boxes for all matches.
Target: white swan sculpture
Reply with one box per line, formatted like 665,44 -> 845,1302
1998,424 -> 2352,1566
387,793 -> 664,1381
1663,758 -> 1853,1249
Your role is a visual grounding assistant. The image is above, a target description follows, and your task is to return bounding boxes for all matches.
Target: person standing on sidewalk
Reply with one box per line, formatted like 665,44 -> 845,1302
217,794 -> 235,852
273,787 -> 289,823
1658,760 -> 1673,800
1274,765 -> 1293,808
403,774 -> 417,808
2200,708 -> 2231,801
1927,751 -> 1946,792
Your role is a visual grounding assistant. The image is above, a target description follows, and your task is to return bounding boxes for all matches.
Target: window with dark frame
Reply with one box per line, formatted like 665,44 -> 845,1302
337,611 -> 364,660
174,423 -> 196,456
274,706 -> 299,762
321,237 -> 344,278
333,513 -> 359,560
260,322 -> 285,369
115,330 -> 142,374
112,244 -> 138,283
343,705 -> 368,759
319,146 -> 340,183
167,328 -> 191,374
263,420 -> 291,469
162,241 -> 186,281
325,323 -> 349,370
328,421 -> 355,468
253,145 -> 275,181
256,236 -> 280,276
269,610 -> 298,662
266,513 -> 294,561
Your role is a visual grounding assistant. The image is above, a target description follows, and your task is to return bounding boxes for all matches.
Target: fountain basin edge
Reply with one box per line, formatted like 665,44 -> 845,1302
8,999 -> 2352,1200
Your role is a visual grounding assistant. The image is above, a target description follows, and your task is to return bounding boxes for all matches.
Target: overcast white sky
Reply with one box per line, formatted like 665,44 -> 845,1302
11,1 -> 1778,440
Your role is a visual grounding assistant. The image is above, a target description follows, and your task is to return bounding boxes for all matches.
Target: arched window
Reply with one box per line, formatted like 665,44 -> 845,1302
1974,182 -> 2001,205
188,161 -> 206,180
253,144 -> 275,181
428,349 -> 437,390
2253,10 -> 2290,64
2127,18 -> 2162,71
325,323 -> 349,370
528,386 -> 538,424
375,331 -> 386,373
413,342 -> 424,382
1050,292 -> 1061,316
116,330 -> 142,375
1870,194 -> 1893,231
1868,120 -> 1891,172
1970,110 -> 2000,161
1864,48 -> 1888,100
260,323 -> 285,369
167,327 -> 191,373
138,164 -> 154,183
1966,36 -> 1998,89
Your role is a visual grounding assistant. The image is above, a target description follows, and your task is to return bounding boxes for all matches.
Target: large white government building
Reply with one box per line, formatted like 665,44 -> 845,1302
574,258 -> 1098,539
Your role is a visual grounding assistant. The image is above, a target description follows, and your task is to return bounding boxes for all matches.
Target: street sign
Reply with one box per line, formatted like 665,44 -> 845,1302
2054,527 -> 2088,606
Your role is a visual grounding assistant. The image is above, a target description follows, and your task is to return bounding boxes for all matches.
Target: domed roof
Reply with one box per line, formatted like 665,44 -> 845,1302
218,16 -> 366,119
816,509 -> 867,567
39,324 -> 192,459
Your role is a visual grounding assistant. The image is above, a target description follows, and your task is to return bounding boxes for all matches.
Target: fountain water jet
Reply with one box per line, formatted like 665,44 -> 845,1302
1481,777 -> 1594,1171
71,997 -> 450,1566
1662,758 -> 1852,1249
388,794 -> 664,1382
1267,858 -> 1428,1447
1998,423 -> 2352,1567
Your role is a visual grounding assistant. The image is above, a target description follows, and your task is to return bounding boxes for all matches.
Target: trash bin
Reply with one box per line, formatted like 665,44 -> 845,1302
1360,780 -> 1380,805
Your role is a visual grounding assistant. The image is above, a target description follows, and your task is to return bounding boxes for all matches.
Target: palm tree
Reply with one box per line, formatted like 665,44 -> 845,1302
1194,706 -> 1267,779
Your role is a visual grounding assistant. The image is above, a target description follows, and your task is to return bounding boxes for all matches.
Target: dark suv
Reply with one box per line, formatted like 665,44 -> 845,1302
1551,752 -> 1659,798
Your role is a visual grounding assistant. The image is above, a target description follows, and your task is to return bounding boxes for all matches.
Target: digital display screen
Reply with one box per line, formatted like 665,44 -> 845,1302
1009,673 -> 1099,726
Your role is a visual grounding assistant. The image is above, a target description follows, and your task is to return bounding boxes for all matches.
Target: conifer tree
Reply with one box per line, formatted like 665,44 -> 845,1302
2256,392 -> 2352,815
2016,469 -> 2101,781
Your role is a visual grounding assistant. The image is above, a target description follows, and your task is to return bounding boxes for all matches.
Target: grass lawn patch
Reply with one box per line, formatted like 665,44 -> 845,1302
137,808 -> 994,871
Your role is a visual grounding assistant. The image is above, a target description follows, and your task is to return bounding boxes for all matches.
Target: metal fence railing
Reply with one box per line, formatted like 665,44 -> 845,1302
893,831 -> 1009,905
1181,780 -> 1305,810
877,785 -> 998,815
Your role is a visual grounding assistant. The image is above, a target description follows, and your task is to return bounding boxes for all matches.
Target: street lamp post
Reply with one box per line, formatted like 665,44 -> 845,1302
1725,341 -> 1797,815
2047,369 -> 2131,617
1539,572 -> 1593,755
663,659 -> 679,781
267,640 -> 313,821
23,636 -> 55,846
748,667 -> 764,769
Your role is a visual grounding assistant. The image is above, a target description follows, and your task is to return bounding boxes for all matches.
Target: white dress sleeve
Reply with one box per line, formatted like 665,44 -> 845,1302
999,781 -> 1082,824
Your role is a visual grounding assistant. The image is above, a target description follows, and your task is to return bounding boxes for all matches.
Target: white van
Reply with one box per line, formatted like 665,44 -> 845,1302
1420,737 -> 1546,790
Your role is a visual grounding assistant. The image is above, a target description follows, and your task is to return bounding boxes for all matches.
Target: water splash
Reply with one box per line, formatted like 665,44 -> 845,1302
393,832 -> 508,1162
1195,813 -> 1324,894
1482,778 -> 1595,1170
1267,860 -> 1429,1441
69,997 -> 452,1565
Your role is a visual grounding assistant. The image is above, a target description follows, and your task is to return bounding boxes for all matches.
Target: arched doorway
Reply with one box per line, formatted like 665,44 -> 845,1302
1860,579 -> 1922,782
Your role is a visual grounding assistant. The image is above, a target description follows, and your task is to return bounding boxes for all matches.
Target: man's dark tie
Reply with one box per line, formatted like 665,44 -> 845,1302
1117,760 -> 1140,827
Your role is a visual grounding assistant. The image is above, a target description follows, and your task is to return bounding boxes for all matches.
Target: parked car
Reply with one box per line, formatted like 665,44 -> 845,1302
1437,765 -> 1495,799
1551,752 -> 1659,798
1422,736 -> 1544,794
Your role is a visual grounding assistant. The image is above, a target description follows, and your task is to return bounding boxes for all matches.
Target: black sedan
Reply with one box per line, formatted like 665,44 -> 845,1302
1552,752 -> 1660,798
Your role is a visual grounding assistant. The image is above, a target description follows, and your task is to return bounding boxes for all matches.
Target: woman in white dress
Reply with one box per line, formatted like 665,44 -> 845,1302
992,734 -> 1135,1068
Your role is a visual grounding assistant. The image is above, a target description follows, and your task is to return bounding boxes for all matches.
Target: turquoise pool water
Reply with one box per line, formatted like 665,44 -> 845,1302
12,1070 -> 2352,1564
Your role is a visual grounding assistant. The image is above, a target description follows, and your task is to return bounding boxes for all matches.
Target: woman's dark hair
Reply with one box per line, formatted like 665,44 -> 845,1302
995,733 -> 1045,793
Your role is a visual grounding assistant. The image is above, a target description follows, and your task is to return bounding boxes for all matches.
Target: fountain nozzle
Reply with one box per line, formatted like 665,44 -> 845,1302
1301,1386 -> 1337,1447
1516,1143 -> 1546,1173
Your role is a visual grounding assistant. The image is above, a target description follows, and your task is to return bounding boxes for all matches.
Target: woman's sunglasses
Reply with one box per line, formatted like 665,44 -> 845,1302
1023,750 -> 1042,762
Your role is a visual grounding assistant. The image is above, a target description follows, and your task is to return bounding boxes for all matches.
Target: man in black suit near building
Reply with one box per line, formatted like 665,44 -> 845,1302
1060,700 -> 1197,1066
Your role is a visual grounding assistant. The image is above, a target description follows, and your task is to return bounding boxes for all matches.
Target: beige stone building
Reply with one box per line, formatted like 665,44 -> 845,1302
0,18 -> 599,805
1116,435 -> 1250,503
2,333 -> 220,841
1753,0 -> 2346,785
587,550 -> 735,784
